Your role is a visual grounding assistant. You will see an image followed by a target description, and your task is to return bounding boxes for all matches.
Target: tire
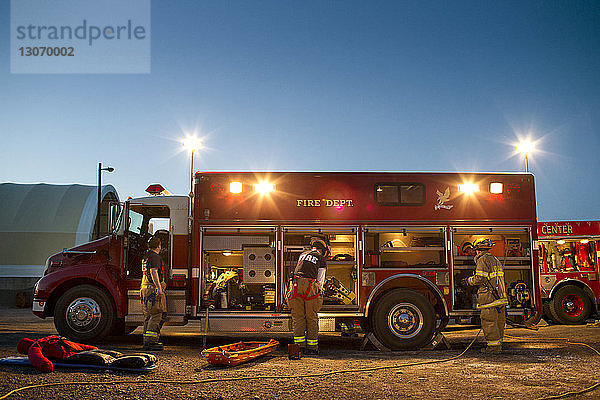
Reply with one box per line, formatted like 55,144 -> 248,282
550,286 -> 592,325
54,285 -> 115,342
371,289 -> 435,350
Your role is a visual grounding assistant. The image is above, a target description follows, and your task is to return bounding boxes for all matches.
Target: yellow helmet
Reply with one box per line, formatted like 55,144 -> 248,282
473,238 -> 494,250
310,237 -> 330,256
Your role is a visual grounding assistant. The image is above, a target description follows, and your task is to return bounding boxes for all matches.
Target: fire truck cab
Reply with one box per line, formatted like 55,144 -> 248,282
33,172 -> 542,350
538,221 -> 600,324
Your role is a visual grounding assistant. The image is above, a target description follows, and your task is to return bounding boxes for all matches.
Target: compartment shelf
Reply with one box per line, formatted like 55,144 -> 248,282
453,264 -> 532,270
453,256 -> 530,261
380,247 -> 445,252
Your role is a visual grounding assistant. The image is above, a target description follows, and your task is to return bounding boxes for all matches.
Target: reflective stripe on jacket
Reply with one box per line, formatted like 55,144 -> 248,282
467,251 -> 508,308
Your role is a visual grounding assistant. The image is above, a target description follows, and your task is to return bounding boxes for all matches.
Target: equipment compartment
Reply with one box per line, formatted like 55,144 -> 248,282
451,228 -> 534,311
282,230 -> 358,309
201,230 -> 277,311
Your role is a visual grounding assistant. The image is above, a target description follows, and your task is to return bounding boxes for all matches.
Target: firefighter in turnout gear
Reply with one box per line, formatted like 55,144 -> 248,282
466,238 -> 508,354
287,237 -> 329,355
140,236 -> 167,351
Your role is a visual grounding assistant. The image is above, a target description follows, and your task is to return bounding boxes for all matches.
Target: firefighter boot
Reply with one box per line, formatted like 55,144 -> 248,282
303,347 -> 319,356
480,345 -> 502,354
143,342 -> 164,351
142,330 -> 164,351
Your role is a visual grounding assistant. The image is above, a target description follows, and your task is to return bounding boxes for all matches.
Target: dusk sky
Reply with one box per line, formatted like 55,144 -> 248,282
1,1 -> 599,220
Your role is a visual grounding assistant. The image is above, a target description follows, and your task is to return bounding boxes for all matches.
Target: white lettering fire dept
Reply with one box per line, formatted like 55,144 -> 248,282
296,199 -> 354,207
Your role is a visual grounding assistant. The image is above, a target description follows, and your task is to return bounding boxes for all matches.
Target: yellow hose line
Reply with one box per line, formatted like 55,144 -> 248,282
0,329 -> 482,400
504,333 -> 600,400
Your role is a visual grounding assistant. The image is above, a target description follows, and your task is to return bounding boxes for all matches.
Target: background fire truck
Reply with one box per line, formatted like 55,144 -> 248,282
33,172 -> 541,350
538,220 -> 600,324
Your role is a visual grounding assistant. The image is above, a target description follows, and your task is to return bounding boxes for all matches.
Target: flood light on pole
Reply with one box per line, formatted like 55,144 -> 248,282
182,136 -> 203,191
182,136 -> 203,153
182,135 -> 203,220
517,140 -> 535,172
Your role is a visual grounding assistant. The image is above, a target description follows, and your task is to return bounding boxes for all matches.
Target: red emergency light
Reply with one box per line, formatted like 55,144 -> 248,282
146,184 -> 171,196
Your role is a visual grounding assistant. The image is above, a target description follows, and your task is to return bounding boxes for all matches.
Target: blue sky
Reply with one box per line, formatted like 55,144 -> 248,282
1,1 -> 599,220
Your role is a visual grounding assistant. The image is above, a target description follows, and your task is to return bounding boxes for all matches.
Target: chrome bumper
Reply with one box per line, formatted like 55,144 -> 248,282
32,298 -> 47,313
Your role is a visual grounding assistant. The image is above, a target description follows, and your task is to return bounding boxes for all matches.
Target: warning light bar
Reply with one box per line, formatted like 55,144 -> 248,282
146,184 -> 171,196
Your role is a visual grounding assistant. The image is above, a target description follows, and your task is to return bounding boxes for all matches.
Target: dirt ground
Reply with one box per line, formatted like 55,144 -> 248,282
0,308 -> 599,400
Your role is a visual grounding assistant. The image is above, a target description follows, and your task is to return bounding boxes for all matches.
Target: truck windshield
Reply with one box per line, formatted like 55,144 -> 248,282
128,210 -> 144,234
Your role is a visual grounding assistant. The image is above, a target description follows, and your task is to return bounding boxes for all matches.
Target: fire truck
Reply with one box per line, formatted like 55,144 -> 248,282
538,220 -> 600,324
32,172 -> 542,350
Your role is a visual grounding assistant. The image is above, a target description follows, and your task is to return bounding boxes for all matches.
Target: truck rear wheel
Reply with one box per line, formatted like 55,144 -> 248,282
550,286 -> 592,325
371,289 -> 435,350
54,285 -> 115,342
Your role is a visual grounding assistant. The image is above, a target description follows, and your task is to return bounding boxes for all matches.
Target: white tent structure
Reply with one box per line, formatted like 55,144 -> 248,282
0,183 -> 118,304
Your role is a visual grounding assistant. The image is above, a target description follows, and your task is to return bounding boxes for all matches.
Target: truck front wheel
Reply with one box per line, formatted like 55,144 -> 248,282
550,286 -> 592,325
371,289 -> 435,350
54,285 -> 115,342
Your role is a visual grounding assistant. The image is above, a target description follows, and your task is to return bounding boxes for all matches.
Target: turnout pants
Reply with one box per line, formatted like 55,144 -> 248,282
288,277 -> 323,349
480,305 -> 506,348
141,283 -> 167,345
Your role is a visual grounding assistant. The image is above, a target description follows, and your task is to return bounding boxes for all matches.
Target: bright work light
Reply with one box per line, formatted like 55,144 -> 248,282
516,141 -> 534,155
490,182 -> 503,194
254,182 -> 275,194
230,182 -> 243,194
458,183 -> 479,194
182,136 -> 203,152
516,140 -> 535,172
556,240 -> 566,245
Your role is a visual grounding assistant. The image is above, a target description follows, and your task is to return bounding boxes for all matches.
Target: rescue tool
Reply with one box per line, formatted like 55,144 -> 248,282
201,339 -> 279,366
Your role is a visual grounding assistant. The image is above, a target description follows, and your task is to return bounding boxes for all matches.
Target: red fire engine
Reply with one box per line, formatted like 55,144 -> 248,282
538,220 -> 599,324
33,172 -> 542,350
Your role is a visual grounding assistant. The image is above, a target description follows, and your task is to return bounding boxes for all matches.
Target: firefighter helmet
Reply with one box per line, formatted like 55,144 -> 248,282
473,238 -> 494,250
310,237 -> 330,256
461,241 -> 474,254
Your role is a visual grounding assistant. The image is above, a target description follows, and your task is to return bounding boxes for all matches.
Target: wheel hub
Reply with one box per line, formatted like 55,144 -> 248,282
388,303 -> 424,339
564,300 -> 575,312
562,294 -> 583,317
66,298 -> 101,332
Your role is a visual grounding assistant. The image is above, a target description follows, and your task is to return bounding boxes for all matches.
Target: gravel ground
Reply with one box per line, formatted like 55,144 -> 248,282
0,308 -> 599,400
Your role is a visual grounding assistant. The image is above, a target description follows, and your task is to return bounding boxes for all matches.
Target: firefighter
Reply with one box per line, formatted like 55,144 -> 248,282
466,238 -> 508,354
140,236 -> 167,351
287,237 -> 329,355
